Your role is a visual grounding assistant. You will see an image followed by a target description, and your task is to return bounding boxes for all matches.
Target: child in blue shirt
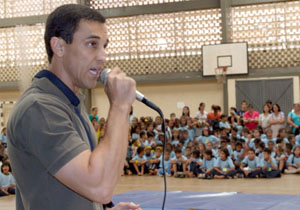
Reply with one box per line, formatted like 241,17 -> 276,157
186,150 -> 202,178
256,141 -> 266,160
171,129 -> 180,146
240,148 -> 261,178
233,141 -> 245,168
277,128 -> 289,144
285,145 -> 300,174
199,149 -> 216,179
158,150 -> 172,176
187,119 -> 196,141
260,148 -> 281,178
130,146 -> 147,176
205,142 -> 218,158
249,129 -> 261,149
0,162 -> 15,196
148,147 -> 162,176
196,127 -> 210,144
211,147 -> 237,179
274,144 -> 286,172
171,148 -> 188,178
219,114 -> 231,132
262,129 -> 276,146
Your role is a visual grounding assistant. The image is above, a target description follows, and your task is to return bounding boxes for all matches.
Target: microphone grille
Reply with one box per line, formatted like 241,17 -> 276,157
100,68 -> 111,85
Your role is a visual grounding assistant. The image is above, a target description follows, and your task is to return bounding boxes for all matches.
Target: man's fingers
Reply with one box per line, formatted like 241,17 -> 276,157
116,202 -> 141,210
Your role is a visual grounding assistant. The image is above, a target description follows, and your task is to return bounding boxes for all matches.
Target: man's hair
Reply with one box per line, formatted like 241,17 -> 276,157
45,4 -> 106,63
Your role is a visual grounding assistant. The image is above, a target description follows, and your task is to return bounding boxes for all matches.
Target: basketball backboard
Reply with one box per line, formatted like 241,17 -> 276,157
202,42 -> 248,76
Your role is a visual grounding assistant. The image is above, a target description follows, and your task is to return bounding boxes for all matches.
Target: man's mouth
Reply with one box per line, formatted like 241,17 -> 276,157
89,68 -> 100,75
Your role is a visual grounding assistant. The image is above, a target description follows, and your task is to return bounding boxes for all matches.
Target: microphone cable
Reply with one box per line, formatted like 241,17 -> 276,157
141,99 -> 167,210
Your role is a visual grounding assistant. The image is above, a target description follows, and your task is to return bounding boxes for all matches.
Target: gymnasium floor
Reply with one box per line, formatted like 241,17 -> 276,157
1,175 -> 299,210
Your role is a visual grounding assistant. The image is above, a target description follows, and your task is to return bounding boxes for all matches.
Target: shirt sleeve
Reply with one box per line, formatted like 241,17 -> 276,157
272,158 -> 278,167
287,155 -> 293,164
228,158 -> 235,169
21,100 -> 90,175
242,157 -> 248,165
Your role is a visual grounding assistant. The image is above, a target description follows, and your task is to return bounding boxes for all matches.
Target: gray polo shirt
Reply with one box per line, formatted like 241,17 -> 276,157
7,70 -> 102,210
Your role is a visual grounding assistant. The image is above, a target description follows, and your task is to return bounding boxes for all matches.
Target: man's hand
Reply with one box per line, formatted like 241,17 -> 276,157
107,202 -> 141,210
105,67 -> 136,110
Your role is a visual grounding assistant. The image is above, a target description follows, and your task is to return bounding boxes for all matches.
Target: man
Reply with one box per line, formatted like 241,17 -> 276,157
7,4 -> 140,210
237,100 -> 247,118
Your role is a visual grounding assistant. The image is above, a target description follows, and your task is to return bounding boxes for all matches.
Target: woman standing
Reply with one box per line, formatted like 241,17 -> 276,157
259,104 -> 271,130
269,104 -> 285,138
287,103 -> 300,135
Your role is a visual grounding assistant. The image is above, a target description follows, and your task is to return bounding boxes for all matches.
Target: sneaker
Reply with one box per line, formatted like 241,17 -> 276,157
166,173 -> 172,177
180,174 -> 185,178
198,174 -> 205,179
284,169 -> 296,174
175,174 -> 181,178
237,174 -> 244,178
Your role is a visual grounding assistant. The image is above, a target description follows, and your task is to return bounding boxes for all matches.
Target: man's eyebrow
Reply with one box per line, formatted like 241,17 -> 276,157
86,35 -> 100,40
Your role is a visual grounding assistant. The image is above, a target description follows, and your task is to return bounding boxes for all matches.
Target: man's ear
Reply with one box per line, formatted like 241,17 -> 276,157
50,37 -> 65,59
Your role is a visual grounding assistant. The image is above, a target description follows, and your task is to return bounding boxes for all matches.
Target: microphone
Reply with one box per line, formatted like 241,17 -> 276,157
100,68 -> 159,111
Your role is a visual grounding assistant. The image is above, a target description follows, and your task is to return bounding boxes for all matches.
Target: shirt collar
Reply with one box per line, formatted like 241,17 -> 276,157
34,70 -> 80,107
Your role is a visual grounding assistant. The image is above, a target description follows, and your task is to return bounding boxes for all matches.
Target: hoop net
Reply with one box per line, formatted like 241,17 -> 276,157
215,67 -> 227,84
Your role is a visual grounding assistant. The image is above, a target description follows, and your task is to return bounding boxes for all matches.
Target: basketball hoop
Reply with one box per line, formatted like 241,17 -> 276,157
215,67 -> 228,84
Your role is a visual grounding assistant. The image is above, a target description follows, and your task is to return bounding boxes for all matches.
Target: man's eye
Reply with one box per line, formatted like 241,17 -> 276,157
88,42 -> 97,47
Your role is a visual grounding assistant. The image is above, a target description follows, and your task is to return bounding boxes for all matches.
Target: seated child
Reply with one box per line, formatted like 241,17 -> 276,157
0,162 -> 15,196
211,147 -> 237,179
285,145 -> 300,174
205,142 -> 218,158
260,148 -> 281,178
240,148 -> 261,178
199,149 -> 216,179
130,146 -> 147,176
274,144 -> 286,172
219,114 -> 231,132
158,149 -> 172,176
171,147 -> 188,178
262,129 -> 276,146
185,150 -> 202,178
233,141 -> 245,168
256,141 -> 265,160
148,147 -> 162,175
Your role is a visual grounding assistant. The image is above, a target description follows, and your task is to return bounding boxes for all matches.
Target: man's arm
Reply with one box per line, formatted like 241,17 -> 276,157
55,68 -> 136,204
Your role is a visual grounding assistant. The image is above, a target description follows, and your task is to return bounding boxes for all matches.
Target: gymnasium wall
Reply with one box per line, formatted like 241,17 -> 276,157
92,81 -> 223,119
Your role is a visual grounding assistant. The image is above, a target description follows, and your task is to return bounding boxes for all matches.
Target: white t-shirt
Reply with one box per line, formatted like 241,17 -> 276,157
195,111 -> 208,121
259,113 -> 270,129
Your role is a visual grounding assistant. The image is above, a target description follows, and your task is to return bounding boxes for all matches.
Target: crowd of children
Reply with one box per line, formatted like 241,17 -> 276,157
90,100 -> 300,179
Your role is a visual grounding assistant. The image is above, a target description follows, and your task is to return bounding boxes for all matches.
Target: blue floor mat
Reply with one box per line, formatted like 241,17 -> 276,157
112,190 -> 300,210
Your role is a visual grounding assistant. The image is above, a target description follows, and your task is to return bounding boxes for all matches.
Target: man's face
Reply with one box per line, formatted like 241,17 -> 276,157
61,20 -> 108,91
241,102 -> 247,110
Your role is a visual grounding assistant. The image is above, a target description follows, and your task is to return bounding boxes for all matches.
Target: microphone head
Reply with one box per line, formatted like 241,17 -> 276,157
100,68 -> 111,85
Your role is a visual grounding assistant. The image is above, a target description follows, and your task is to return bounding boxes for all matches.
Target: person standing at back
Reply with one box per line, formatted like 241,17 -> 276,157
243,104 -> 259,131
237,100 -> 248,118
7,4 -> 140,210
